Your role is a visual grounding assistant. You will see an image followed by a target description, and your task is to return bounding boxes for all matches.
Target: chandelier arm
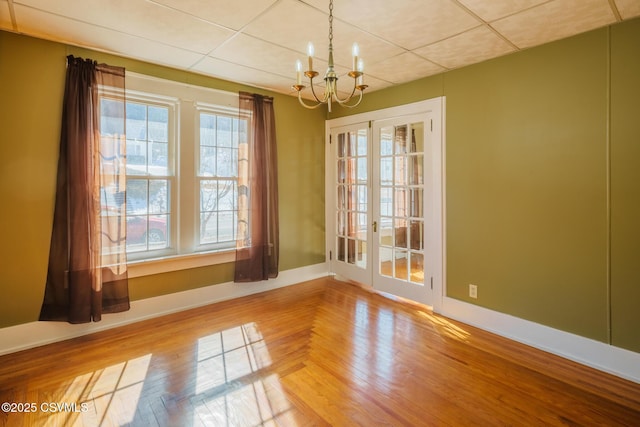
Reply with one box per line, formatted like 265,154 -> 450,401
336,89 -> 364,109
308,76 -> 328,104
297,91 -> 325,110
332,78 -> 359,105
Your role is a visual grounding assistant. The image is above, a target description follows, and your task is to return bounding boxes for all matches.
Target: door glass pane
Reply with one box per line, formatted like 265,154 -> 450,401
337,211 -> 345,236
347,238 -> 356,264
337,159 -> 345,183
410,189 -> 423,218
379,246 -> 392,277
394,156 -> 406,185
394,249 -> 408,280
357,185 -> 367,211
380,127 -> 393,155
408,154 -> 423,185
357,157 -> 367,181
394,125 -> 407,154
337,185 -> 345,210
347,131 -> 357,156
338,133 -> 346,157
380,158 -> 393,185
395,188 -> 407,217
357,241 -> 367,268
357,129 -> 367,156
410,253 -> 424,284
409,220 -> 423,250
357,213 -> 368,233
394,218 -> 408,248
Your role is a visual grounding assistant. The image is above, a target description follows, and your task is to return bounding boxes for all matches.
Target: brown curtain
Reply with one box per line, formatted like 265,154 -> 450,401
235,92 -> 279,282
40,55 -> 129,323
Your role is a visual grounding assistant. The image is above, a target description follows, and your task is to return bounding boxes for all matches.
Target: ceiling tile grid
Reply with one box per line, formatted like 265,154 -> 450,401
1,0 -> 635,97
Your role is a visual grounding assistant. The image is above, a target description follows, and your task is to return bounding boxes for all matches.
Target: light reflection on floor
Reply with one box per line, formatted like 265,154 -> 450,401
33,322 -> 296,426
352,299 -> 395,392
42,354 -> 153,426
194,322 -> 295,426
417,311 -> 471,341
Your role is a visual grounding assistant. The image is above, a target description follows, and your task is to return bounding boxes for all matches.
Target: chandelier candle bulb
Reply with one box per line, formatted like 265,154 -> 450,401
296,60 -> 302,85
352,43 -> 359,70
307,42 -> 314,72
357,59 -> 364,85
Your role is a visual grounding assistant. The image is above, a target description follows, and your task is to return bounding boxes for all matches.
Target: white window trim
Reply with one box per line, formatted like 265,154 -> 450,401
124,72 -> 241,277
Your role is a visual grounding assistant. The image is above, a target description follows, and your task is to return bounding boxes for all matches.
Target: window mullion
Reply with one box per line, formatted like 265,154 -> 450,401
178,99 -> 196,255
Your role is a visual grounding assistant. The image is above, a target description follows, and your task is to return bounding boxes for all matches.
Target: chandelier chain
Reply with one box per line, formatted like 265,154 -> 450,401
328,0 -> 333,46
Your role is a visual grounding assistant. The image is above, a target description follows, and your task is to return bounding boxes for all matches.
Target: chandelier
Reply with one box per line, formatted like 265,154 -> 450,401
292,0 -> 367,112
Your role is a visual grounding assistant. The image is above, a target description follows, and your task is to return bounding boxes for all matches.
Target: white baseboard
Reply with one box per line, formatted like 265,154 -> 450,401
0,262 -> 329,356
438,296 -> 640,384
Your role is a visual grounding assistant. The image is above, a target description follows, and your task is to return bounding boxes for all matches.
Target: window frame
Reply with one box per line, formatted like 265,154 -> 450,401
119,73 -> 241,278
195,103 -> 248,253
123,90 -> 179,262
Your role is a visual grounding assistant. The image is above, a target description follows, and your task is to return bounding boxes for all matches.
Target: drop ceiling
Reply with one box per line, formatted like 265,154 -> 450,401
1,0 -> 639,98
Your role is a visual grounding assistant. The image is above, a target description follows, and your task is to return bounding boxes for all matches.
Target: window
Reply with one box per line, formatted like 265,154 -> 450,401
197,109 -> 247,251
99,73 -> 243,273
125,99 -> 173,256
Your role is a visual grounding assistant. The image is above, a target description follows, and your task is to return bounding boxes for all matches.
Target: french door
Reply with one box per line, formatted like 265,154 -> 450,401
330,123 -> 371,285
327,100 -> 443,307
371,115 -> 432,304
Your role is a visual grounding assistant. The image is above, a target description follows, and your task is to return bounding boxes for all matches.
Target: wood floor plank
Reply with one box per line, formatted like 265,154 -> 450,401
1,277 -> 639,426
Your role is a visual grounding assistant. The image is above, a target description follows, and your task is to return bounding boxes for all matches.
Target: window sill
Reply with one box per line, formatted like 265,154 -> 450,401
127,250 -> 235,278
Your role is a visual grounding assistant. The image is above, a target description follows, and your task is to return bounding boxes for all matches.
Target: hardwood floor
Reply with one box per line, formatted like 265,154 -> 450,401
1,277 -> 639,426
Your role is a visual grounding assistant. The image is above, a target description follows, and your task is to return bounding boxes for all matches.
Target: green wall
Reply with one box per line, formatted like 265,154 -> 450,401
331,18 -> 640,353
0,31 -> 326,327
610,20 -> 640,352
445,29 -> 608,341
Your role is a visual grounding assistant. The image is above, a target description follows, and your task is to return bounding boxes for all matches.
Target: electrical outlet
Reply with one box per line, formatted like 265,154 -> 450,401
469,284 -> 478,299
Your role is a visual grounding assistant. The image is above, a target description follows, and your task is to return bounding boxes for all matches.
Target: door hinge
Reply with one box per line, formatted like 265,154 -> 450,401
430,119 -> 433,132
430,277 -> 433,289
329,250 -> 332,261
329,134 -> 332,144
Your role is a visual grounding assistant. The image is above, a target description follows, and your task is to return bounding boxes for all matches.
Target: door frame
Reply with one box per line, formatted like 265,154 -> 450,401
325,97 -> 446,312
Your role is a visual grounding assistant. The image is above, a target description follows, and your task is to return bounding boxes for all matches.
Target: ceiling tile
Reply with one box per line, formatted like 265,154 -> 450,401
0,1 -> 13,31
13,4 -> 204,69
210,33 -> 305,79
243,0 -> 329,57
457,0 -> 548,22
366,52 -> 445,84
615,0 -> 640,19
149,0 -> 278,30
305,0 -> 481,50
492,0 -> 617,49
16,0 -> 234,54
414,26 -> 516,69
